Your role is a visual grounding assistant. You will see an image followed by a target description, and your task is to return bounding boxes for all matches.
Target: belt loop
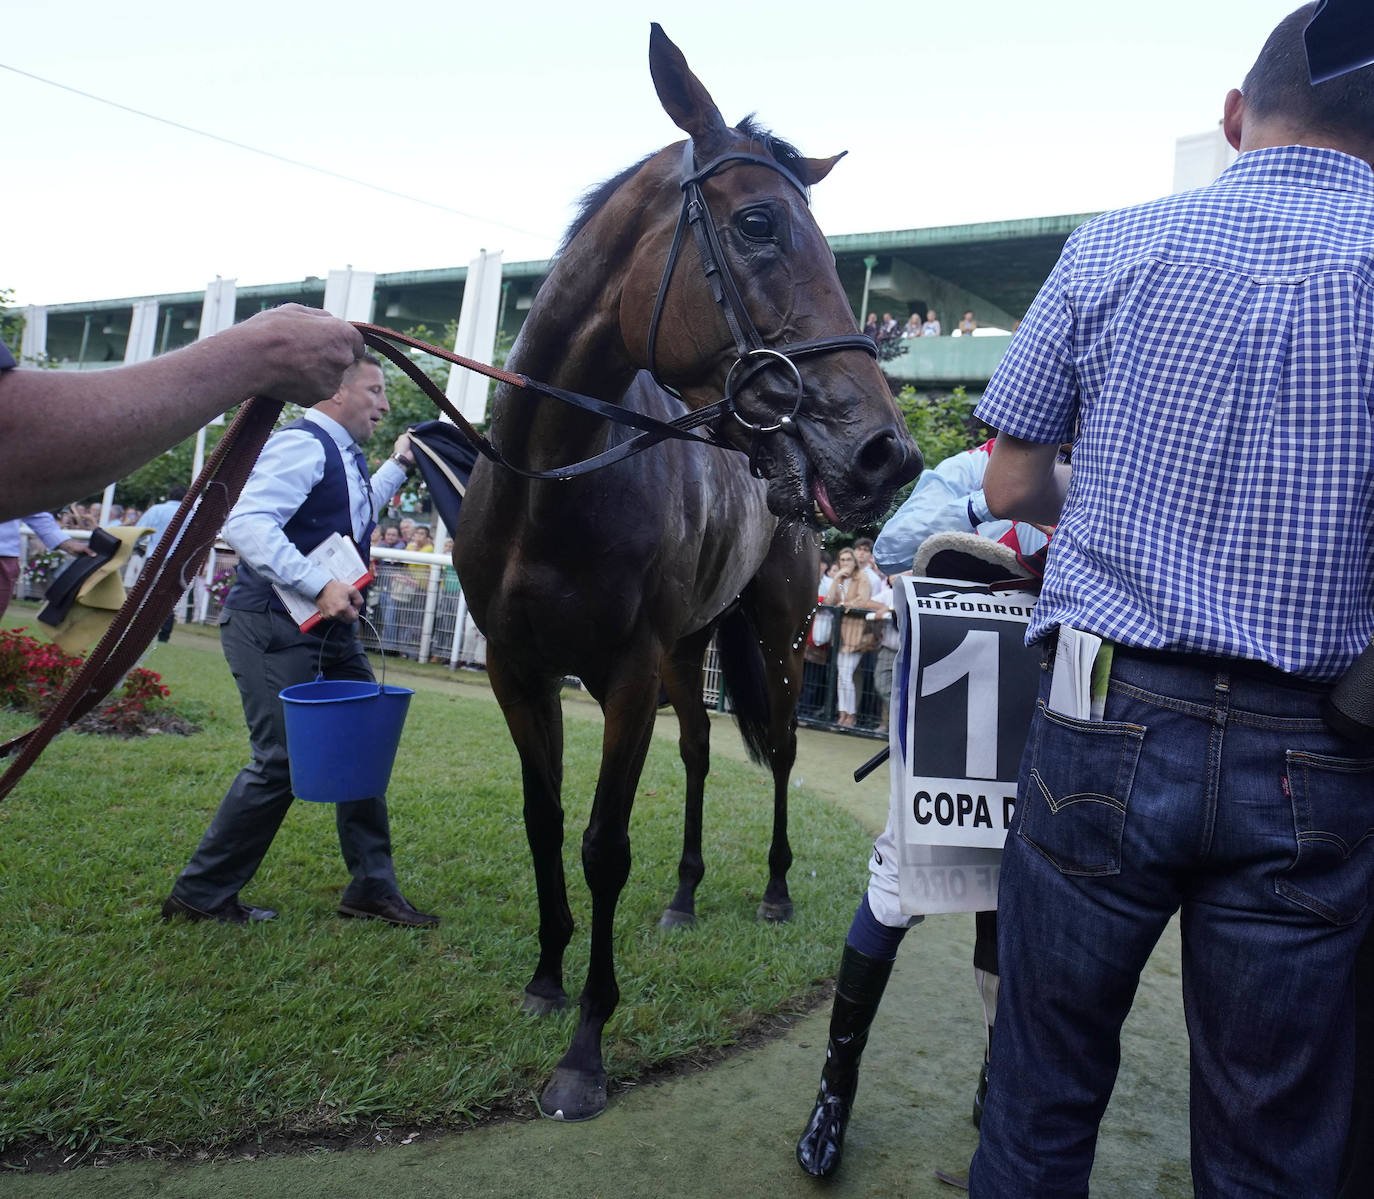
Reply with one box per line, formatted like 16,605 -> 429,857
1213,670 -> 1231,727
1040,626 -> 1059,672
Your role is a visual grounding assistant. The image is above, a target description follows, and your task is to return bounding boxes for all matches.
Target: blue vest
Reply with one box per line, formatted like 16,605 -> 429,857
225,419 -> 374,616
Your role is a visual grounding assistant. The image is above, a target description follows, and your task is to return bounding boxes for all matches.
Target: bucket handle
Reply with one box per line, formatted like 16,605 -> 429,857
313,613 -> 388,695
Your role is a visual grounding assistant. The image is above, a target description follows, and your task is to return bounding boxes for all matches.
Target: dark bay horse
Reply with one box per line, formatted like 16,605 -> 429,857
452,25 -> 921,1122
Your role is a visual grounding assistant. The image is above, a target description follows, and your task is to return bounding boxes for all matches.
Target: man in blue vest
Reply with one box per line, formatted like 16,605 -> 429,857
162,354 -> 437,928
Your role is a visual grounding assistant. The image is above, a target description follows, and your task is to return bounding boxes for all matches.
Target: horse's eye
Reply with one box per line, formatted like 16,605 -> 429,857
737,210 -> 775,241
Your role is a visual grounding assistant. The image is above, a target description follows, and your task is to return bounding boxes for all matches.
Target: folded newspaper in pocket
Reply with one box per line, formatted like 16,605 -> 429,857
1048,625 -> 1114,721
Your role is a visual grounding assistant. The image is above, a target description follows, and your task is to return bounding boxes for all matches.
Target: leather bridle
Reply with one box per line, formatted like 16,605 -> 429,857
646,141 -> 876,464
360,137 -> 877,482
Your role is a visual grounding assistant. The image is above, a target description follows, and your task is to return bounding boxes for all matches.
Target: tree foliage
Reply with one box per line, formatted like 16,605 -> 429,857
896,385 -> 993,470
116,420 -> 233,511
0,287 -> 22,355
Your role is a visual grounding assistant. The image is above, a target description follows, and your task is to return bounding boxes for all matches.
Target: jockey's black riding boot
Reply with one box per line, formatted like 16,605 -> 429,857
795,942 -> 895,1178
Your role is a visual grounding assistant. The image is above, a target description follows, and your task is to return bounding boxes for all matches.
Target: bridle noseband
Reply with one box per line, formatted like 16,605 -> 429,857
646,141 -> 876,462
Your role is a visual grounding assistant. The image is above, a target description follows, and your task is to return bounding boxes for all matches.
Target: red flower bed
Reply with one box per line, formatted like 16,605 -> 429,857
0,628 -> 198,738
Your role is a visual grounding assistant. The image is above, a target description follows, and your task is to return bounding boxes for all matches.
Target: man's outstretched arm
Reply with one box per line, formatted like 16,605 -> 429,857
0,304 -> 364,520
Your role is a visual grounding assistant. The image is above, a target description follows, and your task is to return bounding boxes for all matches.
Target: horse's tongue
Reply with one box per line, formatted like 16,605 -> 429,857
811,476 -> 840,527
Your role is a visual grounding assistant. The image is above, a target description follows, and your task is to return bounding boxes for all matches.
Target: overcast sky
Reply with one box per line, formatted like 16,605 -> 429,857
5,0 -> 1301,307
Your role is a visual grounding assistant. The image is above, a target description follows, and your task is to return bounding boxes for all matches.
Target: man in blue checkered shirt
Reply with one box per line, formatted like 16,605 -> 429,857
968,7 -> 1374,1196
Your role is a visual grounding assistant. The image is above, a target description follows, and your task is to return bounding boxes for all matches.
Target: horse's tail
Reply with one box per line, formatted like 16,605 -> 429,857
715,605 -> 772,767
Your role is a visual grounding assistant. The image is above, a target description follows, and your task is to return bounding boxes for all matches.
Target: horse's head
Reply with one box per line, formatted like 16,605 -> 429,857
613,24 -> 922,529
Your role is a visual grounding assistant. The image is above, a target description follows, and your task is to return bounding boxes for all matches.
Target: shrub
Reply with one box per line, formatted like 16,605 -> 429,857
21,549 -> 67,589
0,628 -> 81,710
208,567 -> 237,605
896,385 -> 993,468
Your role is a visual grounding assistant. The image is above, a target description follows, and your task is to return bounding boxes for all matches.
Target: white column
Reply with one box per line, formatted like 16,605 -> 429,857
184,279 -> 240,626
447,250 -> 503,426
19,306 -> 47,364
323,268 -> 377,322
125,299 -> 159,364
431,249 -> 503,552
191,279 -> 238,481
98,300 -> 160,522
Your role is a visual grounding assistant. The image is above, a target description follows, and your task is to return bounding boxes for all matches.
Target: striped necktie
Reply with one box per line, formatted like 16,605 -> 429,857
349,445 -> 374,542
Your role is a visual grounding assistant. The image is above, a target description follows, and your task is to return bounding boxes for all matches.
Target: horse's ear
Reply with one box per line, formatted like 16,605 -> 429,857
649,24 -> 731,156
797,152 -> 848,186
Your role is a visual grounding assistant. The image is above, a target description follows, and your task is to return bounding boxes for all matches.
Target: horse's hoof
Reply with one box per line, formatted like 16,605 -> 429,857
659,907 -> 697,929
538,1065 -> 607,1122
757,899 -> 794,923
521,988 -> 569,1016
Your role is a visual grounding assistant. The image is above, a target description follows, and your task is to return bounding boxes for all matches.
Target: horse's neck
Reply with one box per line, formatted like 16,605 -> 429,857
491,243 -> 637,472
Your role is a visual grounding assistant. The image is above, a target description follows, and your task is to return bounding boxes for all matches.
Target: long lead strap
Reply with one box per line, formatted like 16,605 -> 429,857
0,308 -> 812,797
0,396 -> 283,798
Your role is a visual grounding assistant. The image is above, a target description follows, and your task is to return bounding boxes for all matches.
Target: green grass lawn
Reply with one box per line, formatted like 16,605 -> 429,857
0,612 -> 869,1160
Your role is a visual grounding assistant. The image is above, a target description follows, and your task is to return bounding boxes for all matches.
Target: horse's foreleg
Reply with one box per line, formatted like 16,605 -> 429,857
757,669 -> 799,923
660,629 -> 714,928
488,655 -> 572,1015
540,664 -> 660,1122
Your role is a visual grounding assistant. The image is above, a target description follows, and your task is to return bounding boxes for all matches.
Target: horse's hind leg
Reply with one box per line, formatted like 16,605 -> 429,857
659,627 -> 715,928
742,542 -> 816,924
487,653 -> 572,1015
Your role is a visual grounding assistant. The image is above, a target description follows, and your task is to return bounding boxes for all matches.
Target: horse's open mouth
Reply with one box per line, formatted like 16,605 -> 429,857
810,474 -> 840,528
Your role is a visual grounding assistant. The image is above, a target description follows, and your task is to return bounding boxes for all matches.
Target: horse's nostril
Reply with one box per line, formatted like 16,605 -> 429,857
856,430 -> 922,486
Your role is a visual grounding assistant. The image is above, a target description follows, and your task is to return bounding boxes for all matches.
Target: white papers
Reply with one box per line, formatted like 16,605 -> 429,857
271,533 -> 374,632
1047,625 -> 1103,720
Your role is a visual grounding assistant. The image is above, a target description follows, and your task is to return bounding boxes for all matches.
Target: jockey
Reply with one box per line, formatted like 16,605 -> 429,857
798,434 -> 1052,1181
872,437 -> 1048,576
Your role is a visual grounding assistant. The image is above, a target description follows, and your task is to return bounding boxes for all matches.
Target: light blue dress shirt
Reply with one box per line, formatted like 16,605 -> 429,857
138,498 -> 182,558
223,410 -> 406,602
874,443 -> 1048,576
0,512 -> 67,558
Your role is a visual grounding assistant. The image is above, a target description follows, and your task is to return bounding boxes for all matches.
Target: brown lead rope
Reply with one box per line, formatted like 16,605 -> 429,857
0,396 -> 283,800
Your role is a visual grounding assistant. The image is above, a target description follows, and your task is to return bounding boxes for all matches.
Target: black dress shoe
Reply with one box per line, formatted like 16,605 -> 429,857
161,892 -> 277,924
337,893 -> 439,928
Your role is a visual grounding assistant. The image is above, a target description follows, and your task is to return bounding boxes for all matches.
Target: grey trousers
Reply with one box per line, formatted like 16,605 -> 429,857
172,607 -> 399,910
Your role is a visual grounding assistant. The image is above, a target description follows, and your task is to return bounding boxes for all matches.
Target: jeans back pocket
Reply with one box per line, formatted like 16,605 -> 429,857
1277,749 -> 1374,926
1019,702 -> 1146,876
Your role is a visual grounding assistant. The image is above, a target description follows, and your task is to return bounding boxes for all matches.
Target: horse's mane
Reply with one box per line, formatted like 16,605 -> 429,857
557,115 -> 806,256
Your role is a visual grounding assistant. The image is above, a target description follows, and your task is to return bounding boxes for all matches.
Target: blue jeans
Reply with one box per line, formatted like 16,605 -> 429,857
971,647 -> 1374,1198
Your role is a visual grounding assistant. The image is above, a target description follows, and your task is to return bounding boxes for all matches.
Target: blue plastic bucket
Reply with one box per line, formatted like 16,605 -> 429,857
279,679 -> 414,803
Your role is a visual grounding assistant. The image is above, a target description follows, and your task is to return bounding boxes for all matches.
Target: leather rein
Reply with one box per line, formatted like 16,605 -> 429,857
361,138 -> 876,482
